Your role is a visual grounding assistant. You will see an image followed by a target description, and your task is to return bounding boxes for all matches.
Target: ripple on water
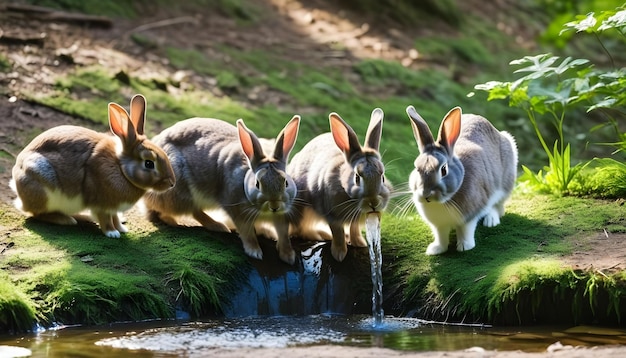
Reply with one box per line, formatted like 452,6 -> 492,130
95,316 -> 346,353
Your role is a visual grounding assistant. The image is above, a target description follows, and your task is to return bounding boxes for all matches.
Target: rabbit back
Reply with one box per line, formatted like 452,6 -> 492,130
144,117 -> 245,217
12,126 -> 119,214
448,114 -> 517,222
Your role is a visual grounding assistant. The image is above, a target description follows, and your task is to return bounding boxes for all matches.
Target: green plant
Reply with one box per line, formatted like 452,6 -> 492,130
474,6 -> 626,196
475,54 -> 591,195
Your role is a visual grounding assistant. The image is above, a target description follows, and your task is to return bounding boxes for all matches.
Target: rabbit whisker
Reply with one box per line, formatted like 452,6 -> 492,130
240,205 -> 260,228
331,197 -> 360,221
390,195 -> 416,218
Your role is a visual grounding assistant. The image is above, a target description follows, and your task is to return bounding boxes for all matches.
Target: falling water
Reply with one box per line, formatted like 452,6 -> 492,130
365,212 -> 384,327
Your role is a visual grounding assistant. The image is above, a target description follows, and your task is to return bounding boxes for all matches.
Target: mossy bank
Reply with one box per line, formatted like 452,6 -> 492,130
0,191 -> 624,333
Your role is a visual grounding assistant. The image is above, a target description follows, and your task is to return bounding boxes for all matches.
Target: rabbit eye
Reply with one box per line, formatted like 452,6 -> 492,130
144,160 -> 155,170
441,163 -> 448,177
355,173 -> 361,185
285,180 -> 289,188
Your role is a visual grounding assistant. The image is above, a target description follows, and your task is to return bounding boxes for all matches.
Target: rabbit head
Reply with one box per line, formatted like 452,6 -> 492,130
110,94 -> 176,193
407,105 -> 464,204
239,116 -> 300,215
330,108 -> 389,213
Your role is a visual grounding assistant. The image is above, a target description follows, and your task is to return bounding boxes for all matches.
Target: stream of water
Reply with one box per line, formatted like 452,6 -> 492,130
365,212 -> 384,327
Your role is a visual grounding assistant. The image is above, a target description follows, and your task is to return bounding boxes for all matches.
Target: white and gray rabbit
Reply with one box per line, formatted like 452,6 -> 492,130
10,94 -> 176,238
142,115 -> 301,264
406,105 -> 518,255
288,109 -> 391,262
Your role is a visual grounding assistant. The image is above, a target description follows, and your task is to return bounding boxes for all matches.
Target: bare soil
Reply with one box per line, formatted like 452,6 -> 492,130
0,1 -> 625,356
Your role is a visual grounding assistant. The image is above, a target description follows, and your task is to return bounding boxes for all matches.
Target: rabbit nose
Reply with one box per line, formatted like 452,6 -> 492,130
368,198 -> 381,210
422,189 -> 434,202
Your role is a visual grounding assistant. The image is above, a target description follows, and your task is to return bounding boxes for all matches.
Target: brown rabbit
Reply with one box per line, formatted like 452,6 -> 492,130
143,116 -> 301,264
288,109 -> 391,262
10,94 -> 176,237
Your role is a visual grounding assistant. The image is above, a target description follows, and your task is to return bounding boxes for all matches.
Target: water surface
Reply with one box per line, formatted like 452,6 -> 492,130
2,315 -> 625,357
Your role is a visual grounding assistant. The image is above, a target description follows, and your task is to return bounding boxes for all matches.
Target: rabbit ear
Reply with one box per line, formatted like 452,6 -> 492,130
130,94 -> 147,135
437,107 -> 462,154
364,108 -> 383,151
329,112 -> 361,158
406,105 -> 434,153
237,119 -> 265,165
273,115 -> 301,162
109,102 -> 137,145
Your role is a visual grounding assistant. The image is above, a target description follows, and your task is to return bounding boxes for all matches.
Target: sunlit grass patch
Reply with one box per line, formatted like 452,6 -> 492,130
382,191 -> 626,325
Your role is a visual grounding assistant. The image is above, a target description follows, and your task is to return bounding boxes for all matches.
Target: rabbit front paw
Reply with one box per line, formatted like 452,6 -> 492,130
278,247 -> 296,265
104,229 -> 121,238
331,241 -> 348,262
482,207 -> 501,227
425,242 -> 448,255
456,238 -> 476,252
350,234 -> 368,247
242,242 -> 263,260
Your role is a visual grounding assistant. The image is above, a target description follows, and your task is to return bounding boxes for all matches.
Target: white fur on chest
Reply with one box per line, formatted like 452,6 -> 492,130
413,194 -> 463,227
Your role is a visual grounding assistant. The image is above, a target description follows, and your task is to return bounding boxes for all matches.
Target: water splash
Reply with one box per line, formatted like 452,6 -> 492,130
365,212 -> 384,327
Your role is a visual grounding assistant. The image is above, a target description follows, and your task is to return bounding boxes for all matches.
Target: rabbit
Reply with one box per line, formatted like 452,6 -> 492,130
288,108 -> 391,262
10,94 -> 176,238
142,115 -> 301,264
406,105 -> 518,255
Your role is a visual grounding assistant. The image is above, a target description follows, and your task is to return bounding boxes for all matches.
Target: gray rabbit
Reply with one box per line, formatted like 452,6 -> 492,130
406,106 -> 518,255
143,116 -> 301,264
288,109 -> 391,262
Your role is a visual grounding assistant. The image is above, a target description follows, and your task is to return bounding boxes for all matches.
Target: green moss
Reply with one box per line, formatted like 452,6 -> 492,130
414,36 -> 494,65
0,274 -> 36,332
382,192 -> 626,325
24,65 -> 251,132
165,47 -> 224,77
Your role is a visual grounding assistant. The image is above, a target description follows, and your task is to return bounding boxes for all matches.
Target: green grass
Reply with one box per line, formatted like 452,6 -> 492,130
0,204 -> 247,329
381,191 -> 626,325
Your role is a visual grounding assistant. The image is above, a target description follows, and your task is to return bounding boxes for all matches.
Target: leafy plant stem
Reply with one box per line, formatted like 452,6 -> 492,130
593,32 -> 615,68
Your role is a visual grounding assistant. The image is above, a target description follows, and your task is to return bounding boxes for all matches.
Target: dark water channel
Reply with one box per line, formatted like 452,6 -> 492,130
1,240 -> 625,357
